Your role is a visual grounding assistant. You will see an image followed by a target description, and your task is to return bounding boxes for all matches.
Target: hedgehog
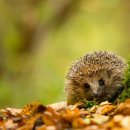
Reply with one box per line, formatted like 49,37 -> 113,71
65,51 -> 127,105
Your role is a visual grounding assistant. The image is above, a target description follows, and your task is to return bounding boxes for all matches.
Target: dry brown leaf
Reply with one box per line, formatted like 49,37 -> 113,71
91,114 -> 109,124
96,104 -> 116,115
48,101 -> 67,111
21,101 -> 46,116
114,99 -> 130,115
72,118 -> 87,128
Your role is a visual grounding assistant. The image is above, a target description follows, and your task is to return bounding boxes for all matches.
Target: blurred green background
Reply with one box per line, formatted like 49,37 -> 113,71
0,0 -> 130,108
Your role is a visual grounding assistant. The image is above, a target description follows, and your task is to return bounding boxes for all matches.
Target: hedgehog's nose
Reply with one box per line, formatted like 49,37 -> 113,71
93,92 -> 98,97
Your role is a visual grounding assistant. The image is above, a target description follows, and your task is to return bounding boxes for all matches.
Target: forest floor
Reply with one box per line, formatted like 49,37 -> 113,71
0,99 -> 130,130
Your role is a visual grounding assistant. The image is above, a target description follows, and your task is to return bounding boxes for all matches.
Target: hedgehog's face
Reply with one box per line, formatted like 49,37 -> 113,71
83,78 -> 106,99
66,69 -> 124,104
81,70 -> 123,102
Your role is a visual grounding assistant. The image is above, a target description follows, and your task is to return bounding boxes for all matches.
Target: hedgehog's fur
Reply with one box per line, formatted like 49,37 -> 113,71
65,51 -> 127,105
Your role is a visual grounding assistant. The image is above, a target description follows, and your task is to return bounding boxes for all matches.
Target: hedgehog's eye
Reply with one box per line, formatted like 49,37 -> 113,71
84,83 -> 90,89
99,79 -> 105,86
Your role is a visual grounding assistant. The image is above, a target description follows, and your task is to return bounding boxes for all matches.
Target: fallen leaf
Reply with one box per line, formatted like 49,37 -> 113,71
96,104 -> 116,115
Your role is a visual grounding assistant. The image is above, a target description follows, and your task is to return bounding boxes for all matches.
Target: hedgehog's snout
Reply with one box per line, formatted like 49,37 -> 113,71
89,81 -> 100,96
92,88 -> 98,97
91,87 -> 102,99
90,79 -> 105,97
93,92 -> 98,97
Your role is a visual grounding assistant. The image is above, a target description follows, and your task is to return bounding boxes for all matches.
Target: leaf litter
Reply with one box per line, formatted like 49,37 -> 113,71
0,100 -> 130,130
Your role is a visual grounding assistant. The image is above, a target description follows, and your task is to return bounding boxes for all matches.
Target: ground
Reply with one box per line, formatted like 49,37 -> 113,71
0,99 -> 130,130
